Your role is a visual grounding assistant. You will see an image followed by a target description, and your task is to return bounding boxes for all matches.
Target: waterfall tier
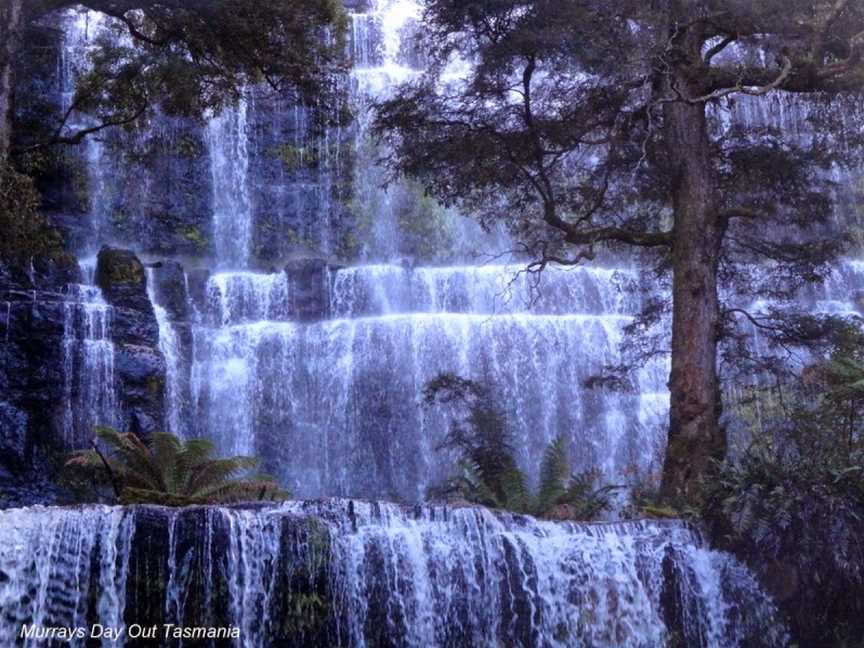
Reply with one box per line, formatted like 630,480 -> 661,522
0,502 -> 787,648
61,284 -> 118,448
186,265 -> 667,499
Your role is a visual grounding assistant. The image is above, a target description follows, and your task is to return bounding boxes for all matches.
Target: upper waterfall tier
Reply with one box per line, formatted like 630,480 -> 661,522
0,502 -> 788,648
202,264 -> 641,325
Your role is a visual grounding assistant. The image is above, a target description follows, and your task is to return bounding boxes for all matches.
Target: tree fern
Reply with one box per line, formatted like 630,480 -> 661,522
63,427 -> 289,506
425,374 -> 612,520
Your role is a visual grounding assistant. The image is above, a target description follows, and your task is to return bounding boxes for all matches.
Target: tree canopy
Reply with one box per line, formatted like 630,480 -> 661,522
2,0 -> 347,157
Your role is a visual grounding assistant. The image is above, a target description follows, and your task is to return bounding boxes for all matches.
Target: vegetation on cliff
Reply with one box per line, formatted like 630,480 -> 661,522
0,162 -> 66,266
62,426 -> 288,506
701,351 -> 864,646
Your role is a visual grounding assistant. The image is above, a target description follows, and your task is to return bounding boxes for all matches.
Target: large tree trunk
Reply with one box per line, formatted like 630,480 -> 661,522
659,75 -> 727,502
0,0 -> 25,161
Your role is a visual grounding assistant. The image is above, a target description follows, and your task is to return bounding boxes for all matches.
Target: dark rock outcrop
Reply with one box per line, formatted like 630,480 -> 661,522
115,343 -> 166,436
96,246 -> 159,347
96,247 -> 152,312
285,257 -> 333,322
149,259 -> 190,321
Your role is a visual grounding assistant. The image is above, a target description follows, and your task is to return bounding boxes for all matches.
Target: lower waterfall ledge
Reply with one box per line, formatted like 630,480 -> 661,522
0,500 -> 788,648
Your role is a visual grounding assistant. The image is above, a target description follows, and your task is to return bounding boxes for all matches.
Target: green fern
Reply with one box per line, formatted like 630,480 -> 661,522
535,435 -> 569,516
425,374 -> 614,520
63,426 -> 289,506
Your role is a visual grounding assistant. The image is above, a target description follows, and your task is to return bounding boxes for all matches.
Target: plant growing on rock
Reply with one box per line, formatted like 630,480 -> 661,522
63,426 -> 288,506
702,351 -> 864,647
424,373 -> 616,520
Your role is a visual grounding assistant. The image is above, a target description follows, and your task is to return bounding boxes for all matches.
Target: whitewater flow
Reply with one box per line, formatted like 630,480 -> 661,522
157,0 -> 669,499
60,281 -> 119,449
0,502 -> 788,648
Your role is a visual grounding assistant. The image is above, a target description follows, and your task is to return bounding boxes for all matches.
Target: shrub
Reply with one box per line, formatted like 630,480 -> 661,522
703,352 -> 864,647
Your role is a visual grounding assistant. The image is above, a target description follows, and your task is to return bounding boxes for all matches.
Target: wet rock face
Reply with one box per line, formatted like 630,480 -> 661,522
123,506 -> 337,648
96,247 -> 150,312
94,248 -> 165,435
0,290 -> 68,488
96,246 -> 159,347
149,260 -> 189,321
115,344 -> 166,436
0,249 -> 166,505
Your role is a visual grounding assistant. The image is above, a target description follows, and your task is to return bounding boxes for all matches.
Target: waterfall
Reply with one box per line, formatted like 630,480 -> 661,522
146,269 -> 184,437
61,283 -> 119,448
0,506 -> 132,648
0,502 -> 788,648
187,264 -> 666,499
60,9 -> 112,254
166,1 -> 668,499
207,97 -> 253,269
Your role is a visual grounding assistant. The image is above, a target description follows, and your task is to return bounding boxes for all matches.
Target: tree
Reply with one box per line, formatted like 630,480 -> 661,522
0,0 -> 346,160
63,426 -> 288,505
375,0 -> 864,502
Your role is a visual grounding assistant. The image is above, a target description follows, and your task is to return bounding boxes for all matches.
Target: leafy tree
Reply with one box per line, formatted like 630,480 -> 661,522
424,373 -> 615,520
375,0 -> 864,502
63,426 -> 288,506
1,0 -> 347,160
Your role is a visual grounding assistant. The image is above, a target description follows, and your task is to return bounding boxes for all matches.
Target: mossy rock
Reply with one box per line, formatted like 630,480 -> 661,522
178,225 -> 209,252
95,247 -> 152,312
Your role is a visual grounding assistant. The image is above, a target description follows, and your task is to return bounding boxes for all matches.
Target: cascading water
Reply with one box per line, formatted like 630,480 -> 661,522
0,502 -> 788,648
60,9 -> 112,254
146,268 -> 184,437
190,264 -> 667,498
60,281 -> 119,448
177,0 -> 669,499
207,97 -> 253,269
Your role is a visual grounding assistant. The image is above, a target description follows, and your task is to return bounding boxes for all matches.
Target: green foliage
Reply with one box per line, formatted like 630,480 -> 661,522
269,143 -> 320,170
704,349 -> 864,647
424,373 -> 615,520
179,225 -> 209,252
14,0 -> 348,155
0,163 -> 64,264
62,426 -> 289,506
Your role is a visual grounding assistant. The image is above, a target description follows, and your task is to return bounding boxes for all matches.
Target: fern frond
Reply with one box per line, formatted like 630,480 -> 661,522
186,457 -> 259,496
535,436 -> 569,516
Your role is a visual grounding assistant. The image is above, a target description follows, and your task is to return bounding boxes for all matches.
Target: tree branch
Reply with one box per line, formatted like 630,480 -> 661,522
692,56 -> 793,103
704,34 -> 737,65
13,104 -> 148,154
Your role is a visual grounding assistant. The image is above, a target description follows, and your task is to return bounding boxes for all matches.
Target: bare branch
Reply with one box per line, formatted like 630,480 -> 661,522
691,56 -> 793,103
704,34 -> 737,65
